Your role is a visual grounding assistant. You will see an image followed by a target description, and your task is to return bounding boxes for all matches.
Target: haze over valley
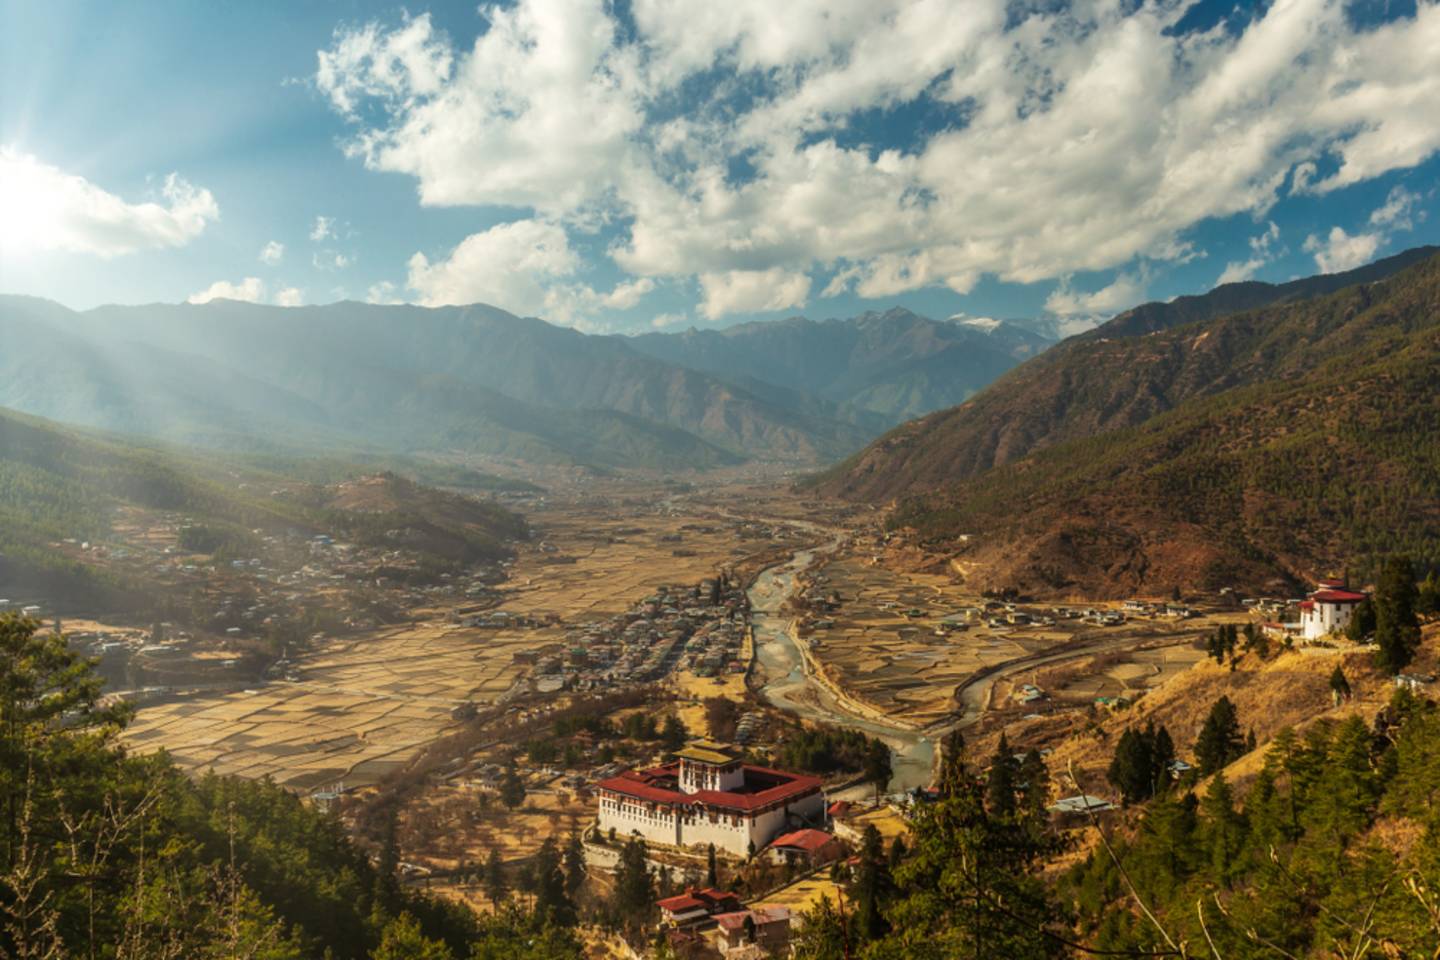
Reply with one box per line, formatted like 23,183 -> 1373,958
5,2 -> 1440,958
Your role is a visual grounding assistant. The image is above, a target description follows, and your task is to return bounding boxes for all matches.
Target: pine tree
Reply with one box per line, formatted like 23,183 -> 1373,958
564,830 -> 586,900
1018,748 -> 1050,819
612,837 -> 655,937
986,732 -> 1019,816
661,715 -> 687,753
1329,665 -> 1352,704
499,763 -> 527,810
370,913 -> 455,960
1374,556 -> 1421,674
851,824 -> 892,942
705,843 -> 718,888
1346,598 -> 1377,642
483,848 -> 508,905
1194,696 -> 1245,775
1418,569 -> 1440,617
1199,773 -> 1246,884
864,738 -> 894,802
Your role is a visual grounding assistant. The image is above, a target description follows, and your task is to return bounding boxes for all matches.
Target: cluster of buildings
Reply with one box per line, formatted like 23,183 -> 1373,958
520,578 -> 750,694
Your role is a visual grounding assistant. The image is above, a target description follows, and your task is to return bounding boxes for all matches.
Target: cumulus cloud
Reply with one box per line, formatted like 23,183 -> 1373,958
1369,185 -> 1422,230
259,240 -> 285,265
699,269 -> 811,320
1044,272 -> 1147,319
317,0 -> 1440,319
187,277 -> 265,304
274,286 -> 304,307
406,219 -> 580,312
1216,221 -> 1282,285
404,218 -> 656,325
310,215 -> 335,242
1304,185 -> 1425,274
0,148 -> 217,258
1304,227 -> 1381,274
366,281 -> 405,305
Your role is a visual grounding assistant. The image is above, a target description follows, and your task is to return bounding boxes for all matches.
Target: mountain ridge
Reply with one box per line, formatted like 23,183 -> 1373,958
820,248 -> 1440,596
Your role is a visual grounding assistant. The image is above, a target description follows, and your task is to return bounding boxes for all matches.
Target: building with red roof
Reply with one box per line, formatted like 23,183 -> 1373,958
596,740 -> 825,856
656,887 -> 742,927
1300,579 -> 1368,642
765,828 -> 841,866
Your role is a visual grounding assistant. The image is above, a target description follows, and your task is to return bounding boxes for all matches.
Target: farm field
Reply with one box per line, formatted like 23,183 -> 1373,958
123,619 -> 561,789
799,549 -> 1246,729
119,479 -> 813,792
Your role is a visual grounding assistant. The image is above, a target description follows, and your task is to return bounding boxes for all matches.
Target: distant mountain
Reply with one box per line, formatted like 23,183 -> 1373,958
0,298 -> 874,469
814,247 -> 1440,596
818,245 -> 1440,501
0,405 -> 527,609
628,308 -> 1053,425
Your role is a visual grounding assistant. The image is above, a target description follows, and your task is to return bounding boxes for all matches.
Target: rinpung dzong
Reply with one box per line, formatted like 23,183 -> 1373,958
596,740 -> 826,857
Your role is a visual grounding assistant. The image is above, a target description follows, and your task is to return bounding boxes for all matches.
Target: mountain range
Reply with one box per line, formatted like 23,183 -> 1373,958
0,297 -> 1056,471
814,245 -> 1440,596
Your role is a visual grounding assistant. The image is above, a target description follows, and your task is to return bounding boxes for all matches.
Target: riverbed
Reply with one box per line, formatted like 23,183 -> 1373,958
749,540 -> 937,795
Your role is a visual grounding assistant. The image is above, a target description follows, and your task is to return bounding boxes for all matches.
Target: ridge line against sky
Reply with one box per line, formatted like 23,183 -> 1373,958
1,0 -> 1438,333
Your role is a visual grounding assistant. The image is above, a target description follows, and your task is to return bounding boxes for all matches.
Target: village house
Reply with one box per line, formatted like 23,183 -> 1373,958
657,887 -> 743,928
765,828 -> 842,868
712,906 -> 793,958
596,740 -> 825,857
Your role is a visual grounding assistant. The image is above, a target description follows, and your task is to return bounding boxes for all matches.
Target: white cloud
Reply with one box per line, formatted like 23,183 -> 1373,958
318,4 -> 641,216
1369,185 -> 1421,230
1216,221 -> 1281,285
274,286 -> 304,307
312,250 -> 351,270
698,268 -> 811,320
1303,227 -> 1381,274
0,148 -> 217,258
1303,186 -> 1424,274
596,277 -> 655,310
1044,272 -> 1146,318
366,281 -> 406,305
259,240 -> 285,265
649,311 -> 687,329
404,218 -> 655,325
188,277 -> 265,304
407,218 -> 580,313
310,215 -> 335,242
318,0 -> 1440,317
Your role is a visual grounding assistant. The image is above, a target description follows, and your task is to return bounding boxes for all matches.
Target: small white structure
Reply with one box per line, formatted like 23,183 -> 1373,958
1299,581 -> 1367,642
596,740 -> 825,857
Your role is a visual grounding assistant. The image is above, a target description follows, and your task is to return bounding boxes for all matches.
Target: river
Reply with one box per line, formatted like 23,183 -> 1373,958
748,539 -> 937,795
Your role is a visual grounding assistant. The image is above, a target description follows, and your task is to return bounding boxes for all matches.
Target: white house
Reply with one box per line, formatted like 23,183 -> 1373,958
596,740 -> 825,857
1299,582 -> 1368,642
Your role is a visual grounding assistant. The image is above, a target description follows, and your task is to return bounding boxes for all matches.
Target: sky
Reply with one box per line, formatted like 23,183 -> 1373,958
1,0 -> 1438,335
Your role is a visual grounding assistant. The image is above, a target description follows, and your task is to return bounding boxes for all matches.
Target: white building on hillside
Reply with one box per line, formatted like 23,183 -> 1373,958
1300,579 -> 1368,642
596,741 -> 825,857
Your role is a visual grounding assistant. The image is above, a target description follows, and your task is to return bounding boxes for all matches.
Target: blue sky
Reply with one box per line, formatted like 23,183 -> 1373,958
1,0 -> 1438,334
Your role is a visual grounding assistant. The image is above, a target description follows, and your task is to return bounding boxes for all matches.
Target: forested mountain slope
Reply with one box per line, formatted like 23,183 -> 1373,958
822,249 -> 1440,595
818,246 -> 1438,501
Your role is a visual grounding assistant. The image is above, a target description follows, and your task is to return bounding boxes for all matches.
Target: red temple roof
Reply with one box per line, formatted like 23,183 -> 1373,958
597,762 -> 822,813
1311,589 -> 1367,604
